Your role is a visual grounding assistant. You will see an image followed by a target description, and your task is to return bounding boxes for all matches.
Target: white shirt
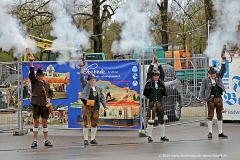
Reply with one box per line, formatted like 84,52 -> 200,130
211,79 -> 216,86
155,81 -> 158,88
92,86 -> 96,91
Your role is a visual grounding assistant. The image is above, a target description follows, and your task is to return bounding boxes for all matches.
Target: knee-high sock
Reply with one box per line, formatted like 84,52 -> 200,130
147,124 -> 153,137
83,127 -> 88,140
217,120 -> 223,134
91,127 -> 97,141
208,121 -> 213,133
159,124 -> 165,137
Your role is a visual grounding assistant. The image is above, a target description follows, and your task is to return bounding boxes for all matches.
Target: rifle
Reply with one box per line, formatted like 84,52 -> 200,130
230,43 -> 238,52
153,48 -> 157,63
75,52 -> 86,68
221,44 -> 232,63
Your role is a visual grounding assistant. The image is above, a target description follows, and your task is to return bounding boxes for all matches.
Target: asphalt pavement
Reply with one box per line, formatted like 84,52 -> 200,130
0,121 -> 240,160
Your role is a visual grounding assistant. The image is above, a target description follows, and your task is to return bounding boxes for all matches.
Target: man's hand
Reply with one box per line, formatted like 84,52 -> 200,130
221,55 -> 226,63
152,57 -> 156,64
29,56 -> 34,61
79,52 -> 86,67
26,48 -> 34,61
152,48 -> 157,63
49,107 -> 54,117
80,61 -> 85,67
105,106 -> 109,110
201,101 -> 205,106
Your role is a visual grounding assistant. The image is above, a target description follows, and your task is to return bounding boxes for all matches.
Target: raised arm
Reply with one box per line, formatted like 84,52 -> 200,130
29,56 -> 36,83
146,64 -> 154,81
157,63 -> 165,81
218,60 -> 226,79
80,64 -> 87,89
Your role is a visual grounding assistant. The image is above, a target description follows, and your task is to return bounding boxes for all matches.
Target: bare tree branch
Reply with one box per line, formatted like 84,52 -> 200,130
173,0 -> 196,27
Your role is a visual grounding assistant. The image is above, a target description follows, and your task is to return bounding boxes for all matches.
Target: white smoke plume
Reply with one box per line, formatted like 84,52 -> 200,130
206,0 -> 240,58
49,0 -> 90,63
111,0 -> 155,55
0,4 -> 37,58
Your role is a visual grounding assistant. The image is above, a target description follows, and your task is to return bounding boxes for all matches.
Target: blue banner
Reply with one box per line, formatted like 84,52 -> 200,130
22,60 -> 141,130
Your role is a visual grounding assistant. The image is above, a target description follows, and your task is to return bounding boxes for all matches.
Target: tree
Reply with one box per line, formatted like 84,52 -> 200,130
13,0 -> 118,54
0,50 -> 17,62
102,21 -> 121,59
11,0 -> 53,61
4,0 -> 213,61
65,0 -> 118,53
154,0 -> 169,51
204,0 -> 214,34
204,0 -> 214,23
170,0 -> 206,54
91,1 -> 116,52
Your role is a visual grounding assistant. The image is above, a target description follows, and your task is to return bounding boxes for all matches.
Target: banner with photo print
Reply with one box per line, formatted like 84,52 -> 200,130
22,60 -> 141,130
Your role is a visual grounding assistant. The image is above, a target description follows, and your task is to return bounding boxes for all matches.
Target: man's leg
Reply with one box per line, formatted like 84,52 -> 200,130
31,106 -> 39,148
31,118 -> 39,148
91,127 -> 97,141
90,109 -> 99,144
215,98 -> 228,138
147,102 -> 155,142
42,107 -> 53,147
157,102 -> 168,141
33,118 -> 39,141
82,105 -> 91,145
83,127 -> 89,140
147,124 -> 153,141
83,116 -> 89,145
42,118 -> 49,140
42,118 -> 52,147
208,121 -> 213,135
207,102 -> 214,139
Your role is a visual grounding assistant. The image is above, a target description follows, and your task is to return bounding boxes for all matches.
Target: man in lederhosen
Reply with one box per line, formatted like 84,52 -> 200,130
200,56 -> 228,139
79,63 -> 108,145
29,58 -> 54,148
143,68 -> 169,143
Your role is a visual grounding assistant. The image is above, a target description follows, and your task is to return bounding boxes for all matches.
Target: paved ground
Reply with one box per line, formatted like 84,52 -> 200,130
0,120 -> 240,160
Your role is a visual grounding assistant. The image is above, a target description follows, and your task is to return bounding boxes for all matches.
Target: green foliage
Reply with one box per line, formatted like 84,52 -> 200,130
0,50 -> 15,62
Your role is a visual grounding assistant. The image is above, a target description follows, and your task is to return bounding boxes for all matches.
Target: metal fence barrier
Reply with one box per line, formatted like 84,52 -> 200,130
0,62 -> 22,132
1,56 -> 208,132
140,56 -> 208,130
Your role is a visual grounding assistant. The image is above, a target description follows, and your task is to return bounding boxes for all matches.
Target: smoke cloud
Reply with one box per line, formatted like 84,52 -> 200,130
49,0 -> 90,64
206,0 -> 240,58
111,0 -> 155,55
0,4 -> 37,58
